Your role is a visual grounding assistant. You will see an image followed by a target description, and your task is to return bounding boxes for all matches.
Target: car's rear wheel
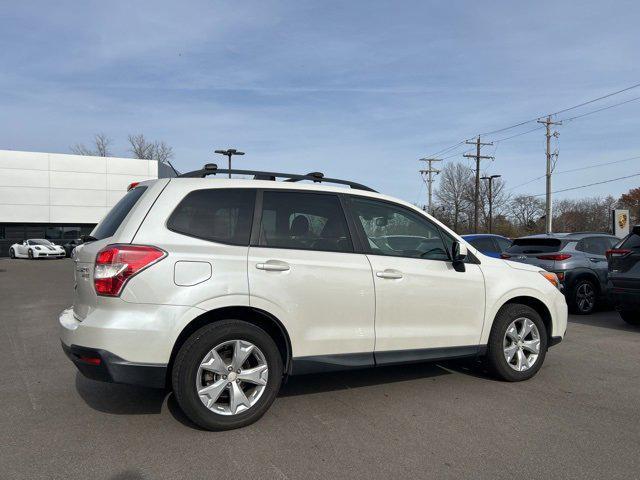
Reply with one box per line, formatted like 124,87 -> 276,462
568,278 -> 597,315
172,320 -> 283,431
619,310 -> 640,326
486,304 -> 548,381
9,248 -> 15,259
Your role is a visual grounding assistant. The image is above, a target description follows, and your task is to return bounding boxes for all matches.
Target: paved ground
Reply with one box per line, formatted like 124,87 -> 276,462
1,258 -> 639,480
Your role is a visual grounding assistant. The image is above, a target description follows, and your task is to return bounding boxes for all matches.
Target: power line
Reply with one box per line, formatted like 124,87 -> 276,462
425,82 -> 640,155
555,154 -> 640,174
531,172 -> 640,197
508,153 -> 640,192
551,83 -> 640,116
493,125 -> 545,143
561,95 -> 640,122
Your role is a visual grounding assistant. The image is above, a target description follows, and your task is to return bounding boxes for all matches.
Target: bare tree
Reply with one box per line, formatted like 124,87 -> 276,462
71,133 -> 113,157
152,140 -> 174,163
128,134 -> 174,164
554,196 -> 616,233
434,162 -> 473,232
128,134 -> 154,159
510,195 -> 545,233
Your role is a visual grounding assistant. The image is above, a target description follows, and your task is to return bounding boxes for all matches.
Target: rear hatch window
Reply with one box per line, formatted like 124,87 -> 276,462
506,238 -> 565,254
619,231 -> 640,249
92,186 -> 148,240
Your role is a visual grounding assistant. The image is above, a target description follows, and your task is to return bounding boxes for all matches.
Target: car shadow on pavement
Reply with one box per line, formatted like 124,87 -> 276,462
279,361 -> 458,397
75,373 -> 167,415
569,311 -> 640,333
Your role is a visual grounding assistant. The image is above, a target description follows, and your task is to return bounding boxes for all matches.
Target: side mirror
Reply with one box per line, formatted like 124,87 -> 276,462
451,241 -> 467,272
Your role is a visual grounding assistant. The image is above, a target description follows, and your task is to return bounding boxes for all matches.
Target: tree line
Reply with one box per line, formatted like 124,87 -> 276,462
431,162 -> 639,237
70,133 -> 174,163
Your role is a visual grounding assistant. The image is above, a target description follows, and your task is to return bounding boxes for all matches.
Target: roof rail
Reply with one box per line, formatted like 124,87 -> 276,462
178,164 -> 376,192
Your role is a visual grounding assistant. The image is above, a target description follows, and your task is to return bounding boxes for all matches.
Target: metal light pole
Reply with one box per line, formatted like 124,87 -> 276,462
214,149 -> 245,178
480,174 -> 501,233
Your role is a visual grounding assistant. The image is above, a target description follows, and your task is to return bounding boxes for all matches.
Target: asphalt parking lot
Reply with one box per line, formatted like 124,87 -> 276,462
1,258 -> 639,480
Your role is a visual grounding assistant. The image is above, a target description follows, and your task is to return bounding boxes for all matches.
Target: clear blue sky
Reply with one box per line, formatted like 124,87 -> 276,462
1,0 -> 639,203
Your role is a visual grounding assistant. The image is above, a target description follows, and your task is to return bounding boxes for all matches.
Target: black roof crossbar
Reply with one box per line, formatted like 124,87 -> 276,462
178,164 -> 376,192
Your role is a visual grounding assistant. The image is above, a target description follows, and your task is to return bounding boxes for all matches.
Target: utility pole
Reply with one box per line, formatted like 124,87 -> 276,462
419,158 -> 442,215
464,136 -> 494,233
480,174 -> 501,233
536,116 -> 561,233
214,148 -> 245,178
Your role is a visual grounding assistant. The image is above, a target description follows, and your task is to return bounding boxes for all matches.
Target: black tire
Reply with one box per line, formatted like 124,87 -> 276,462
28,249 -> 34,259
9,248 -> 15,259
172,320 -> 283,431
486,303 -> 548,382
619,310 -> 640,326
568,278 -> 597,315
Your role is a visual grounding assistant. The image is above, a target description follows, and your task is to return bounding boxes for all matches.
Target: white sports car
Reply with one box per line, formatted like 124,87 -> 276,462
9,239 -> 66,259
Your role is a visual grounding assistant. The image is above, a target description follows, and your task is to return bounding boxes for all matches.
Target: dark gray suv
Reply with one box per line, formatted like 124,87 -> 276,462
502,232 -> 619,314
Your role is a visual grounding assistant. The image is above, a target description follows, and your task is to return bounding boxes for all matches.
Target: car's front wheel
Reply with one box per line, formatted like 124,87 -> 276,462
28,249 -> 34,259
9,248 -> 15,259
486,304 -> 548,381
619,310 -> 640,326
172,320 -> 283,431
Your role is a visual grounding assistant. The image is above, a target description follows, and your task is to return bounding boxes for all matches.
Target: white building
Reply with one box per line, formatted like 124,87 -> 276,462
0,149 -> 168,256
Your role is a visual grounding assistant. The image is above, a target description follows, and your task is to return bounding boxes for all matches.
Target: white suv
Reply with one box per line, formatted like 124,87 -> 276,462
60,165 -> 567,430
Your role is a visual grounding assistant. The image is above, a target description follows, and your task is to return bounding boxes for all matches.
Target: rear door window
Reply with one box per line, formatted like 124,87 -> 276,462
92,186 -> 148,240
167,188 -> 255,245
258,191 -> 353,253
576,237 -> 611,255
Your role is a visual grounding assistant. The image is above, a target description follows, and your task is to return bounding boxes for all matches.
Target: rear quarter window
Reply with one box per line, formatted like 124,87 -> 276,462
92,186 -> 148,240
167,188 -> 255,245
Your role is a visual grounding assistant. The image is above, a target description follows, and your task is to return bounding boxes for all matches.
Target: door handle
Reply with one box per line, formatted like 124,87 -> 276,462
256,261 -> 290,272
589,257 -> 602,262
376,270 -> 403,279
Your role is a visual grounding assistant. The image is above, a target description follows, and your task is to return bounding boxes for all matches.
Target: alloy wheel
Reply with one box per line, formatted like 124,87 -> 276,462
576,282 -> 595,313
196,339 -> 268,416
503,317 -> 541,372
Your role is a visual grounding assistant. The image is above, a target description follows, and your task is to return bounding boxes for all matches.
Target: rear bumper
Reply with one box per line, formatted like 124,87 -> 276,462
61,342 -> 167,388
608,285 -> 640,311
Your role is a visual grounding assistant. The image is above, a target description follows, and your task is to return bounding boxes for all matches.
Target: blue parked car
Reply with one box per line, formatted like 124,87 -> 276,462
462,234 -> 512,258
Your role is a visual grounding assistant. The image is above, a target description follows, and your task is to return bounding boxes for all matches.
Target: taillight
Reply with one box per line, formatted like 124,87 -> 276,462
536,253 -> 571,261
606,248 -> 631,260
500,253 -> 511,259
94,245 -> 166,296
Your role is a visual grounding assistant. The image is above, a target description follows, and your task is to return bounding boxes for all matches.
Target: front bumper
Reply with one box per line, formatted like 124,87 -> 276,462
62,342 -> 167,388
34,250 -> 65,258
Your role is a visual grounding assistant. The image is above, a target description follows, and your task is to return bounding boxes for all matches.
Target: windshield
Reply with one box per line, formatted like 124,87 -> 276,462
92,186 -> 148,240
29,239 -> 53,246
506,238 -> 566,254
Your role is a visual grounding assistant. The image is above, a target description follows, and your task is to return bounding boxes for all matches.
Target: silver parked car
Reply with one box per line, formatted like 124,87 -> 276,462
502,232 -> 619,314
